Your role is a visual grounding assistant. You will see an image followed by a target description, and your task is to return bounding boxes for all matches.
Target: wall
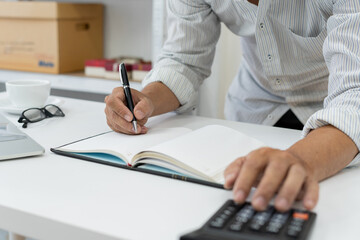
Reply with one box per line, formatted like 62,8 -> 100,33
198,25 -> 243,119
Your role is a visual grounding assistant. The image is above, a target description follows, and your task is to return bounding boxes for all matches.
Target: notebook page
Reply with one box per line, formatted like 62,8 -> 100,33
57,127 -> 191,163
143,125 -> 265,181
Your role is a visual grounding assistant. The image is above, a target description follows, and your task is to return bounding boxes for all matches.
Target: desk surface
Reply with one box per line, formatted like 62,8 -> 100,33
0,94 -> 359,240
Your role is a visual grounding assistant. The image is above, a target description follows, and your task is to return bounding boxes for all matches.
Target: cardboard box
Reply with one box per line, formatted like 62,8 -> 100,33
0,2 -> 103,74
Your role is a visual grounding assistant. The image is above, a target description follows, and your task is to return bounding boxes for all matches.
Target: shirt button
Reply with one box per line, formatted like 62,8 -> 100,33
259,23 -> 265,29
267,114 -> 273,120
267,54 -> 272,61
275,78 -> 281,85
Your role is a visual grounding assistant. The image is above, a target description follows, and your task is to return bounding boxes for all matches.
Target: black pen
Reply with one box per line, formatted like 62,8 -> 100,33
119,63 -> 137,133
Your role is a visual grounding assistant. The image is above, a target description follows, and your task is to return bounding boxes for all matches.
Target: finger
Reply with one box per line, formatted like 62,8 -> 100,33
252,173 -> 264,188
140,126 -> 148,134
223,157 -> 245,189
232,153 -> 267,204
251,158 -> 289,211
105,101 -> 145,135
106,87 -> 132,118
110,87 -> 126,102
105,106 -> 138,134
106,115 -> 135,134
106,89 -> 134,122
134,98 -> 153,121
275,164 -> 307,212
136,118 -> 149,126
295,188 -> 305,201
302,178 -> 319,210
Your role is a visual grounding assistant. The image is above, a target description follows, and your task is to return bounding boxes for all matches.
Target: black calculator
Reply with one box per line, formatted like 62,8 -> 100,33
180,200 -> 316,240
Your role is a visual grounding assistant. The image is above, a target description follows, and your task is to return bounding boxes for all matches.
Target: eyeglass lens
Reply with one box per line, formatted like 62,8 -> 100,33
44,105 -> 64,116
23,109 -> 46,122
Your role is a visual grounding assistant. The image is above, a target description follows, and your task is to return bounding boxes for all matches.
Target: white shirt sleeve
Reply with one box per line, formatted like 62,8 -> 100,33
142,0 -> 221,113
302,0 -> 360,166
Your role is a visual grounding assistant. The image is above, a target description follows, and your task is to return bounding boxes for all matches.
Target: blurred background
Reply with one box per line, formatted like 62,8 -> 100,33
0,0 -> 243,119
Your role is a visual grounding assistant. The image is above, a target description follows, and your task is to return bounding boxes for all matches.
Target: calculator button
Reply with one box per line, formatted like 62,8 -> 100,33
224,209 -> 235,216
266,221 -> 283,233
249,206 -> 274,231
287,219 -> 304,237
266,224 -> 280,233
210,218 -> 225,228
209,205 -> 238,228
291,219 -> 305,227
266,211 -> 290,233
229,222 -> 243,232
236,204 -> 255,223
289,225 -> 303,232
286,211 -> 309,237
226,205 -> 238,215
287,228 -> 301,237
293,212 -> 309,221
250,222 -> 263,231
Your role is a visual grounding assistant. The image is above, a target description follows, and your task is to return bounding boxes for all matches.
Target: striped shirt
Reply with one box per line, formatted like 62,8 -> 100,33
142,0 -> 360,165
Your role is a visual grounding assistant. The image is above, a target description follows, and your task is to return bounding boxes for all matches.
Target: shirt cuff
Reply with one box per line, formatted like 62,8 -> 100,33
302,108 -> 360,167
142,67 -> 198,113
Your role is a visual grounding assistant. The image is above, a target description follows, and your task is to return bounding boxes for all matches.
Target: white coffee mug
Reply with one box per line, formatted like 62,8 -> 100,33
6,80 -> 51,109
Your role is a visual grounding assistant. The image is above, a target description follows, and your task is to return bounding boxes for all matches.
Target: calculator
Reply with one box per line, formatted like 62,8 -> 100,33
180,200 -> 316,240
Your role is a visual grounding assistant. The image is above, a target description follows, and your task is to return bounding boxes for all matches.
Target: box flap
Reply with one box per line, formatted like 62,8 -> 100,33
0,2 -> 103,20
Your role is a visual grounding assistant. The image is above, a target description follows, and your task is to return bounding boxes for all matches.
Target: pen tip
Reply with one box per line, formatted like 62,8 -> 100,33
133,121 -> 138,133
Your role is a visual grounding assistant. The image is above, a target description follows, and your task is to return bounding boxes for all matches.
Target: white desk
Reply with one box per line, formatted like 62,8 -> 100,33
0,94 -> 359,240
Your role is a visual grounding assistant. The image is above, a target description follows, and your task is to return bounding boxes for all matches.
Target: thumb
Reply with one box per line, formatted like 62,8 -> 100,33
134,97 -> 153,121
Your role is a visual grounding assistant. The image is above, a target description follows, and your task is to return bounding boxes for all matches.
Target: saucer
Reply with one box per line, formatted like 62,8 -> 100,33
0,95 -> 65,115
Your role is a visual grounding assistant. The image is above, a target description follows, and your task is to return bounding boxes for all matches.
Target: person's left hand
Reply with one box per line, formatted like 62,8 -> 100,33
224,147 -> 319,212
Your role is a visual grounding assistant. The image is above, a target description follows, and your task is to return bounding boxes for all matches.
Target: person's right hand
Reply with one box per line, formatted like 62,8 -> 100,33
104,87 -> 154,135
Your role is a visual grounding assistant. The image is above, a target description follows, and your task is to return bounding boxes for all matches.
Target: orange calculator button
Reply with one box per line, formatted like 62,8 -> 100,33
293,212 -> 309,221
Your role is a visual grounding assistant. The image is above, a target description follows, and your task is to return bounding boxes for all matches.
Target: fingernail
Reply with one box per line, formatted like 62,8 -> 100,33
234,190 -> 245,202
124,114 -> 132,122
304,199 -> 315,209
277,197 -> 289,209
253,196 -> 266,209
135,110 -> 144,119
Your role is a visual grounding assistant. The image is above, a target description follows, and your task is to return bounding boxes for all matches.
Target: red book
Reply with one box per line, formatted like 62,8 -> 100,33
85,59 -> 116,78
104,62 -> 132,72
85,59 -> 116,67
132,62 -> 152,81
104,62 -> 133,80
132,62 -> 152,71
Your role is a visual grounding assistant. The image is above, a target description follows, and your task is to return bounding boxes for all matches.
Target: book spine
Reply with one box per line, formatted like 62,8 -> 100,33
133,167 -> 224,189
50,148 -> 130,170
50,148 -> 225,190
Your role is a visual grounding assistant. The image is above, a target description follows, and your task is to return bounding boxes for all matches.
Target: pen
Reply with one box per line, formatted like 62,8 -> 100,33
119,63 -> 138,133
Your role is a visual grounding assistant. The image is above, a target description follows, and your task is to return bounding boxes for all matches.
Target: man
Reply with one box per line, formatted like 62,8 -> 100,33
105,0 -> 359,212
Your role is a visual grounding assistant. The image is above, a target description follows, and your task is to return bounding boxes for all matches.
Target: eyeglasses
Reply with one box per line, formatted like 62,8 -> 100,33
18,104 -> 65,128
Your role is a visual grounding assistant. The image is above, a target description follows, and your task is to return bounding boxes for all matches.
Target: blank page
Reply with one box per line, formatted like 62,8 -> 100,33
58,127 -> 191,163
143,125 -> 265,182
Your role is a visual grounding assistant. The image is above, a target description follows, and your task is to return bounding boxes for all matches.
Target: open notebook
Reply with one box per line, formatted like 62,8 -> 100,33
51,125 -> 265,188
